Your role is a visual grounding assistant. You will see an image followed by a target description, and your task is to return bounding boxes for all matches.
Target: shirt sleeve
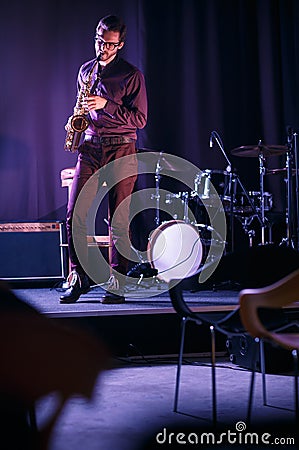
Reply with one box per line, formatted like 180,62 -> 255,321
101,70 -> 148,130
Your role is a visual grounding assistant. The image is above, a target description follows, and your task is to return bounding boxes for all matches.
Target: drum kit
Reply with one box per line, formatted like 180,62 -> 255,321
131,132 -> 299,284
230,137 -> 299,250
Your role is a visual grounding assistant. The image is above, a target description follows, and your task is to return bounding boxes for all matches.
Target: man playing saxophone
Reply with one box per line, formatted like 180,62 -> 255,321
60,14 -> 148,304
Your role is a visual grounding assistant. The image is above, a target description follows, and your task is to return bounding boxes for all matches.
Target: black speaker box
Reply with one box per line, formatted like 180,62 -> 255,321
226,334 -> 293,374
0,222 -> 67,282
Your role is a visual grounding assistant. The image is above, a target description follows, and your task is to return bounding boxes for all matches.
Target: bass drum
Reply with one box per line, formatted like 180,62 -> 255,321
147,220 -> 203,283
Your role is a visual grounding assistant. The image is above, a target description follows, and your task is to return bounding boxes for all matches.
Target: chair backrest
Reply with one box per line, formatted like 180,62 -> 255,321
168,279 -> 199,321
239,268 -> 299,339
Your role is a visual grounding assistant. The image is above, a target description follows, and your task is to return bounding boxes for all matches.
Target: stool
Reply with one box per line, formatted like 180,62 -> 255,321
60,167 -> 76,200
60,168 -> 112,275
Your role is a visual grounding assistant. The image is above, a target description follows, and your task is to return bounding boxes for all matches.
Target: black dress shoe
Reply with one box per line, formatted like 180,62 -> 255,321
60,271 -> 90,304
101,292 -> 125,304
100,275 -> 125,304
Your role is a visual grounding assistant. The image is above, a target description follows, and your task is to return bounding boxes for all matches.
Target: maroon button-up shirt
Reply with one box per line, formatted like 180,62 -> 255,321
78,54 -> 148,140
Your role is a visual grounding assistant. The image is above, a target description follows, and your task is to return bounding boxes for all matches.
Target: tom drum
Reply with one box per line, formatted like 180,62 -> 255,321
234,191 -> 273,214
194,170 -> 231,201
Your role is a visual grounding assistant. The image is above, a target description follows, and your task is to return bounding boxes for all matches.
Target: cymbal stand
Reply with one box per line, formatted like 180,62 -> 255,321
233,174 -> 265,246
151,152 -> 162,227
258,149 -> 267,245
294,132 -> 299,249
284,147 -> 294,247
182,192 -> 190,223
284,129 -> 299,249
235,140 -> 270,246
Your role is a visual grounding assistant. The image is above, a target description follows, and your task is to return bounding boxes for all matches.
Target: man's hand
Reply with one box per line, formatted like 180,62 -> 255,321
85,95 -> 107,111
64,116 -> 72,132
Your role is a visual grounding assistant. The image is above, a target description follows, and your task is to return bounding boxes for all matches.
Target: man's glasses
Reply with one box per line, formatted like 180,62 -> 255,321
94,37 -> 121,50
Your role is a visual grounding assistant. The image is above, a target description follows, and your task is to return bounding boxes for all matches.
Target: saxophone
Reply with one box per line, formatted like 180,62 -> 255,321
64,57 -> 100,152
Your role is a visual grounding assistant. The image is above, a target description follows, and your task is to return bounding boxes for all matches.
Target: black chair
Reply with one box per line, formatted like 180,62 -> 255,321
168,274 -> 289,425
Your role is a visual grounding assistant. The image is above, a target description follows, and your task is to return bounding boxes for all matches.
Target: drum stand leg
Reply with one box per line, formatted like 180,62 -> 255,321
182,191 -> 190,223
258,151 -> 267,245
151,153 -> 163,227
294,133 -> 299,249
280,133 -> 299,249
255,145 -> 272,246
248,229 -> 256,247
232,174 -> 267,246
237,215 -> 256,247
280,155 -> 294,248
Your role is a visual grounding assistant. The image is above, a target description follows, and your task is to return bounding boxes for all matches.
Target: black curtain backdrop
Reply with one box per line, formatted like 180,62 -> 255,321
0,0 -> 298,226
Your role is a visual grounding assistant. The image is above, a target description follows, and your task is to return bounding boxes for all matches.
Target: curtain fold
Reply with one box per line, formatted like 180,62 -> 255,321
0,0 -> 298,222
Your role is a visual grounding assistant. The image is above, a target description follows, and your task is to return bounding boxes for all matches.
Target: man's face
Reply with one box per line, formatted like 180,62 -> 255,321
95,27 -> 124,64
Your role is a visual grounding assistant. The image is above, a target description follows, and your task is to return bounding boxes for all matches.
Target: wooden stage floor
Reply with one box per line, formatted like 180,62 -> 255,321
12,280 -> 240,319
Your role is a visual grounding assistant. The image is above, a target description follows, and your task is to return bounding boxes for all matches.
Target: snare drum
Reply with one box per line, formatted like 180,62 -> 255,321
234,191 -> 273,214
147,220 -> 203,282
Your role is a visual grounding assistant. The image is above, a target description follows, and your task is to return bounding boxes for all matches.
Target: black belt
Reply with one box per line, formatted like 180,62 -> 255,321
84,135 -> 135,146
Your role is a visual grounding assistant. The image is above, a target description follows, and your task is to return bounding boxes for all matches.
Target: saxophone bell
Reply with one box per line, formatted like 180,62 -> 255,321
71,114 -> 89,133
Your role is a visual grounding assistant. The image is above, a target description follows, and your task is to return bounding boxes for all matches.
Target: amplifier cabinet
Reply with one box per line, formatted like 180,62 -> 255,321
226,335 -> 293,374
0,222 -> 67,281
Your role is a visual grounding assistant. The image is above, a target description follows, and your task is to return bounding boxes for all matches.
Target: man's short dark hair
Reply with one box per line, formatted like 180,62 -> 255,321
97,15 -> 127,42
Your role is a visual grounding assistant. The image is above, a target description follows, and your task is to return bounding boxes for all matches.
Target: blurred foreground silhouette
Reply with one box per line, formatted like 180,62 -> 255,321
0,280 -> 109,449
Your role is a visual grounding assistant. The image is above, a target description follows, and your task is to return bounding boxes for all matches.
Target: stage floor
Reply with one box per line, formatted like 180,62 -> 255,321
10,279 -> 299,364
8,280 -> 242,357
12,280 -> 240,318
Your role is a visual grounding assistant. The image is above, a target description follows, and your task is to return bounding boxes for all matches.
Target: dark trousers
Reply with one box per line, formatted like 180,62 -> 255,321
66,141 -> 138,281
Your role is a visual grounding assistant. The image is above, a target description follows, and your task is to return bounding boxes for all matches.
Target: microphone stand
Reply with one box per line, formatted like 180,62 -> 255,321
210,132 -> 235,252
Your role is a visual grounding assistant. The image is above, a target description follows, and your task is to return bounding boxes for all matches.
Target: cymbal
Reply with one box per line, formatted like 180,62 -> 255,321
160,156 -> 184,172
159,156 -> 190,172
266,168 -> 299,176
231,144 -> 288,157
137,150 -> 190,172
